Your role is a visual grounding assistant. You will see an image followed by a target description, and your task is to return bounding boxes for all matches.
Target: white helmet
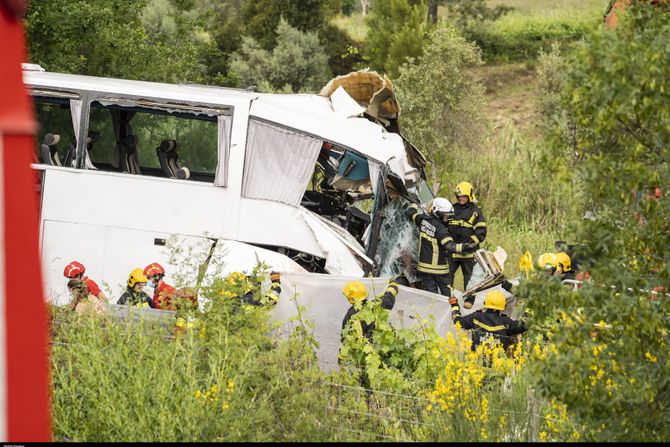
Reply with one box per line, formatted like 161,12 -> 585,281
429,197 -> 454,218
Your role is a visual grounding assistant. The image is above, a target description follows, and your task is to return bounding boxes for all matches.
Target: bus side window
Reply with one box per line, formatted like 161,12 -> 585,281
33,98 -> 75,166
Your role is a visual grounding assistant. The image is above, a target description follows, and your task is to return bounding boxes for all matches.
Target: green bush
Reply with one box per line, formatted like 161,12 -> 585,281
467,11 -> 599,63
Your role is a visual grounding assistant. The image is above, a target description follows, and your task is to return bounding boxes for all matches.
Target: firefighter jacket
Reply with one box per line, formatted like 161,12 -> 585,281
241,278 -> 281,307
451,301 -> 526,351
341,279 -> 398,343
82,276 -> 102,298
406,203 -> 464,275
447,202 -> 487,260
117,288 -> 155,308
153,281 -> 177,310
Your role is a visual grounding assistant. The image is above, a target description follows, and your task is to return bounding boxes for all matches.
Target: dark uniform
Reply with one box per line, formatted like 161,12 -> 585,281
450,299 -> 526,352
341,278 -> 398,344
241,276 -> 281,306
117,288 -> 155,308
406,203 -> 472,296
447,201 -> 487,289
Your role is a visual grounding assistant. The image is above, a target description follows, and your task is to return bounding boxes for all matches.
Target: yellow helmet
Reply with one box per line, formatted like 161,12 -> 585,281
537,253 -> 558,271
225,271 -> 252,294
128,268 -> 148,288
342,281 -> 368,305
454,181 -> 477,203
483,290 -> 506,311
556,252 -> 571,272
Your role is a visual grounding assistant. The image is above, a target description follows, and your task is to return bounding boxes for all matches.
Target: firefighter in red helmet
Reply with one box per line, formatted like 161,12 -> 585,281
143,262 -> 179,310
63,261 -> 108,303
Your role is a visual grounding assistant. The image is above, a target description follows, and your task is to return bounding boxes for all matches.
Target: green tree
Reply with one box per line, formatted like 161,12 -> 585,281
441,0 -> 512,30
25,0 -> 204,83
364,0 -> 429,79
521,5 -> 670,441
229,18 -> 331,93
395,25 -> 486,193
241,0 -> 336,50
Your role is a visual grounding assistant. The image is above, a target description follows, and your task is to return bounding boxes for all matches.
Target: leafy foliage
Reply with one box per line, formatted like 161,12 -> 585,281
395,25 -> 485,192
364,0 -> 429,79
517,5 -> 670,441
25,0 -> 205,83
229,18 -> 331,93
240,0 -> 337,50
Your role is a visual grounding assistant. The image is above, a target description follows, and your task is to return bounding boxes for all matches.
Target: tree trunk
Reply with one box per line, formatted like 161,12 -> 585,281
428,1 -> 438,25
360,0 -> 371,15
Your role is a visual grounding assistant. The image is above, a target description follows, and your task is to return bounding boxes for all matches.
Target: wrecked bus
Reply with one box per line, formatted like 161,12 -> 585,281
25,66 -> 434,303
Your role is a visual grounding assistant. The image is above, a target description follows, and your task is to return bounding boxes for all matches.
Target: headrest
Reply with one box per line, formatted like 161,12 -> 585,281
44,133 -> 60,146
86,130 -> 100,145
176,167 -> 190,180
159,139 -> 178,153
121,134 -> 138,147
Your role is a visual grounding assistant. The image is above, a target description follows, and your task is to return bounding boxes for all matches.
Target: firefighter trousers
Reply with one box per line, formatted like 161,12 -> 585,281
418,272 -> 452,297
448,257 -> 476,290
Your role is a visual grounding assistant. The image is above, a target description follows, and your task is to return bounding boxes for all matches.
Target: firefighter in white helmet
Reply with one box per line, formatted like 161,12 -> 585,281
406,197 -> 477,296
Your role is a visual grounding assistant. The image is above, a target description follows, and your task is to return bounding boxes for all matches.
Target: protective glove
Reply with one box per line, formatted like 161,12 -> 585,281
463,242 -> 478,254
393,274 -> 409,287
502,279 -> 514,293
448,297 -> 458,306
270,271 -> 281,282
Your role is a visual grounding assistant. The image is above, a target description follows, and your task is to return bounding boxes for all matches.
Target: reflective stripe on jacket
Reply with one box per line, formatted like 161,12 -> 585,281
407,204 -> 462,274
341,280 -> 398,343
451,301 -> 526,350
447,202 -> 487,259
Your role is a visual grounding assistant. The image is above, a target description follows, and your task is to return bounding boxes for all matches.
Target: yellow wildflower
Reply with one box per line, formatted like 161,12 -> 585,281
645,351 -> 657,363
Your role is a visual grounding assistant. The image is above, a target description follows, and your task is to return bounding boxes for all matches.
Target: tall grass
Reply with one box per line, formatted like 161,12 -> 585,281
435,123 -> 580,276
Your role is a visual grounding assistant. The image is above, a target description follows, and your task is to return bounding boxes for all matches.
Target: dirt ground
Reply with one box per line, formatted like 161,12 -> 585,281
474,62 -> 541,141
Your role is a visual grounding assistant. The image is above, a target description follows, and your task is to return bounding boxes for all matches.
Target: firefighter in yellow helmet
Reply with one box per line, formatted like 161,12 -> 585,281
537,253 -> 559,276
117,268 -> 155,308
555,252 -> 576,280
221,270 -> 281,307
340,275 -> 408,346
447,181 -> 487,290
449,289 -> 527,352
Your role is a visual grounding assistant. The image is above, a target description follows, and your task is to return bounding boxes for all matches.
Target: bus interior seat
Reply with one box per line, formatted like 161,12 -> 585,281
157,139 -> 189,180
117,134 -> 141,174
62,130 -> 100,168
64,138 -> 76,167
40,133 -> 62,166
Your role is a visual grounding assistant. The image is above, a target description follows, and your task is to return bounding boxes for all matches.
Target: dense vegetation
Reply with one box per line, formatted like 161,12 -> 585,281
28,0 -> 670,441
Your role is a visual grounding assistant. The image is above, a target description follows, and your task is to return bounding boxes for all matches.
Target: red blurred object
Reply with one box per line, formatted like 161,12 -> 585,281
0,0 -> 52,441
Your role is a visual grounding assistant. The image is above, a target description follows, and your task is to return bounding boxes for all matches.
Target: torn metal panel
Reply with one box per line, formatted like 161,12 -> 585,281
329,86 -> 366,118
300,209 -> 369,276
270,271 -> 516,372
319,69 -> 401,122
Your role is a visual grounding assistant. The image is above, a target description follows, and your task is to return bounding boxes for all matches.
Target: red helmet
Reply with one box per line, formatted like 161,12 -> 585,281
63,261 -> 86,278
143,262 -> 166,278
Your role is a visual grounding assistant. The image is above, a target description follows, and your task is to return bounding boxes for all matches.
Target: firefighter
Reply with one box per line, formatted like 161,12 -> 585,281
222,271 -> 282,307
143,262 -> 178,310
449,290 -> 526,353
406,198 -> 477,296
63,260 -> 109,303
340,275 -> 408,345
556,252 -> 576,281
537,252 -> 559,276
66,278 -> 107,315
447,182 -> 487,290
117,268 -> 155,308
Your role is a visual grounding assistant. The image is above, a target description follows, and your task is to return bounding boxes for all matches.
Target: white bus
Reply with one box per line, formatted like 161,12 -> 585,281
25,66 -> 434,304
